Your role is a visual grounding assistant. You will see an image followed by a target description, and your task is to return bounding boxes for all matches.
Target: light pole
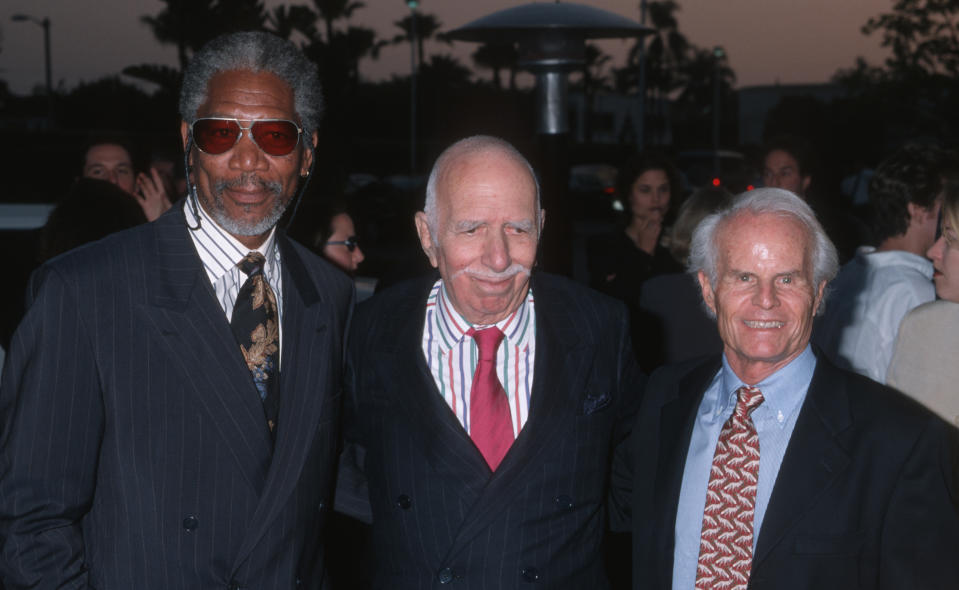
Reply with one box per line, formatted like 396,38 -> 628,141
636,0 -> 647,150
407,0 -> 419,174
712,46 -> 725,180
11,13 -> 53,115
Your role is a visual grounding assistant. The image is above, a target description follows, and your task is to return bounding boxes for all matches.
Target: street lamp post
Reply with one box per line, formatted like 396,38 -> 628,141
712,46 -> 725,180
407,0 -> 419,174
448,3 -> 652,274
11,13 -> 53,117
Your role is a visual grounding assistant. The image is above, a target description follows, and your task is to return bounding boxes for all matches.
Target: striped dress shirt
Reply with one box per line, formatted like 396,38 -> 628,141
421,279 -> 536,437
183,198 -> 285,363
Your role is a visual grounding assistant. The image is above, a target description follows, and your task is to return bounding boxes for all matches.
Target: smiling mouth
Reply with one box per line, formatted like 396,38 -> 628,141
743,320 -> 784,329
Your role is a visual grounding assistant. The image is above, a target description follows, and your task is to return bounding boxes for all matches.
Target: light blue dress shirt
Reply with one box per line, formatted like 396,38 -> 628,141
671,346 -> 817,589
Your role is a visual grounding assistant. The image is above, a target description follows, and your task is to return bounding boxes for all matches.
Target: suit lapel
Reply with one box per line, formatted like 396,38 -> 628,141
373,280 -> 492,490
753,357 -> 852,566
141,209 -> 272,495
235,235 -> 336,563
651,359 -> 720,584
445,276 -> 590,550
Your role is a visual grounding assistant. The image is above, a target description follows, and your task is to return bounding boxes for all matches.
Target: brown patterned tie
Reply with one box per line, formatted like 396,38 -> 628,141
695,385 -> 765,590
231,252 -> 280,439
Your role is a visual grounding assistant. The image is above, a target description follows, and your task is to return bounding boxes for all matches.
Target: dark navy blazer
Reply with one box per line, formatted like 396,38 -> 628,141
618,352 -> 959,590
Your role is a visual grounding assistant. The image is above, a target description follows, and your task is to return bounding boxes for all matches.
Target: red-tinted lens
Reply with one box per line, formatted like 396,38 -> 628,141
250,120 -> 300,156
193,119 -> 241,154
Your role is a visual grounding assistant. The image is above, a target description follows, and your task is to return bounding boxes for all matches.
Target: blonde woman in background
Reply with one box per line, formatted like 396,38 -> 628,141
888,182 -> 959,427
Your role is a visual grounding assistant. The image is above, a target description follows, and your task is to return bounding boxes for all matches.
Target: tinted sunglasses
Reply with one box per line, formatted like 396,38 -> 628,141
325,236 -> 359,252
191,117 -> 303,156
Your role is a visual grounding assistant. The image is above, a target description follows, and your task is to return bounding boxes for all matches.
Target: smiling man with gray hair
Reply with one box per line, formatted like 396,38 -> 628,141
0,31 -> 352,589
613,187 -> 959,590
336,135 -> 644,588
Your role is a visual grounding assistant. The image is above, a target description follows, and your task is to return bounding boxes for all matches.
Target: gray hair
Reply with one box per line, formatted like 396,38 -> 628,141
424,135 -> 542,237
688,187 -> 839,315
179,31 -> 323,139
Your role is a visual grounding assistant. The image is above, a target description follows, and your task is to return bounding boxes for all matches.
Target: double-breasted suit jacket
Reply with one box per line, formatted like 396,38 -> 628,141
336,273 -> 645,589
619,353 -> 959,590
0,206 -> 353,589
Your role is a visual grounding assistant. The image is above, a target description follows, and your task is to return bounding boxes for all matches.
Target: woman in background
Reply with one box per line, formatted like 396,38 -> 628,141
313,203 -> 365,277
887,182 -> 959,427
587,151 -> 684,306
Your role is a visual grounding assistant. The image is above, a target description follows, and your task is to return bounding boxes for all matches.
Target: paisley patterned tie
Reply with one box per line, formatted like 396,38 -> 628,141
695,385 -> 765,590
231,252 -> 280,439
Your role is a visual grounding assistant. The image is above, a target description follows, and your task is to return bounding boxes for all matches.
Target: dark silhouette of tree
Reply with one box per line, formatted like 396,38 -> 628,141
141,0 -> 267,70
471,42 -> 518,90
313,0 -> 365,43
419,54 -> 473,89
393,12 -> 449,68
266,4 -> 319,41
863,0 -> 959,78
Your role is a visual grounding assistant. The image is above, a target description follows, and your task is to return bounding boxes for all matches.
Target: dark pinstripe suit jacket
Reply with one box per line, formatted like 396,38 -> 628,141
0,206 -> 353,590
336,273 -> 645,589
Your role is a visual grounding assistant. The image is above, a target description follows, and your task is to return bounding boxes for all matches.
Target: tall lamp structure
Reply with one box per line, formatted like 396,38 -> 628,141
11,13 -> 53,118
447,2 -> 652,273
406,0 -> 419,174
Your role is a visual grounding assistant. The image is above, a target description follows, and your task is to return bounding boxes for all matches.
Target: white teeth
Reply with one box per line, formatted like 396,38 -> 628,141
744,320 -> 784,328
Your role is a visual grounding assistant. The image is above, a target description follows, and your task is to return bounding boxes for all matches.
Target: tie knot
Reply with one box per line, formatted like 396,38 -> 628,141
467,327 -> 505,361
735,385 -> 765,415
238,252 -> 266,277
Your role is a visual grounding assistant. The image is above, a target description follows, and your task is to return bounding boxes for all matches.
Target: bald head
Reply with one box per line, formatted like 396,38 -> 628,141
414,135 -> 544,325
424,135 -> 541,238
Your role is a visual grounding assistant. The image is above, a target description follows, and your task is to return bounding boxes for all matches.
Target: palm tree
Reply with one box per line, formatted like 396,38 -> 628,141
142,0 -> 267,70
313,0 -> 365,43
266,4 -> 319,41
471,42 -> 518,90
393,12 -> 449,68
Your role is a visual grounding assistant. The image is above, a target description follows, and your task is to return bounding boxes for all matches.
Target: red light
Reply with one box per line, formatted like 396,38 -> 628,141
712,178 -> 721,187
746,184 -> 755,191
603,186 -> 615,195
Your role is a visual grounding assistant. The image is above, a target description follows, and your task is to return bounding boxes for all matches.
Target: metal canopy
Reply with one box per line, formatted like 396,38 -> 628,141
446,2 -> 652,43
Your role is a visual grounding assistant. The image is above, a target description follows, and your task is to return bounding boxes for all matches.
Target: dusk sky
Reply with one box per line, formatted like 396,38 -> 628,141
2,0 -> 892,96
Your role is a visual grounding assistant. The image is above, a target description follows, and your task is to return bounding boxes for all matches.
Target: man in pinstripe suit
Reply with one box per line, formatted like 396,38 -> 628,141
0,32 -> 351,589
336,136 -> 645,588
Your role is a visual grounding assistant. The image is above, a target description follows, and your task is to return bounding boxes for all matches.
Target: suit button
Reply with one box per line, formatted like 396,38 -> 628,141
554,495 -> 574,511
396,494 -> 412,510
438,567 -> 454,584
183,515 -> 199,531
522,567 -> 540,582
317,501 -> 326,512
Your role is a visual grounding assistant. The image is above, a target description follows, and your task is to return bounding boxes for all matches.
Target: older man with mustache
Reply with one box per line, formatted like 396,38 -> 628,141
334,135 -> 645,588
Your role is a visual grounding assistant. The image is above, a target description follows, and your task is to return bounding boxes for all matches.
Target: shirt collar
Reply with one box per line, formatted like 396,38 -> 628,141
433,279 -> 532,349
856,246 -> 934,278
717,345 -> 817,427
184,197 -> 279,283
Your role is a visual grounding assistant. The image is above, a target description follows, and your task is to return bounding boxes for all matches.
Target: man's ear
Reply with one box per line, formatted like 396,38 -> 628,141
300,130 -> 318,177
414,212 -> 439,268
179,121 -> 193,167
697,270 -> 717,315
801,174 -> 812,194
812,279 -> 827,316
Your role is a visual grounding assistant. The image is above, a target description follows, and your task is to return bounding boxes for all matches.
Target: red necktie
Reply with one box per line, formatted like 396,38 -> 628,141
696,385 -> 765,590
467,327 -> 514,471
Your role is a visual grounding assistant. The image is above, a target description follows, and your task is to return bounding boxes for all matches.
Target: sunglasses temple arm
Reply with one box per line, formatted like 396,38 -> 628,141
183,133 -> 202,231
284,149 -> 315,232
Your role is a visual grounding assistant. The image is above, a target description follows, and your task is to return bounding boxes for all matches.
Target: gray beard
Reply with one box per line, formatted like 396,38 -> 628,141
193,174 -> 289,236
